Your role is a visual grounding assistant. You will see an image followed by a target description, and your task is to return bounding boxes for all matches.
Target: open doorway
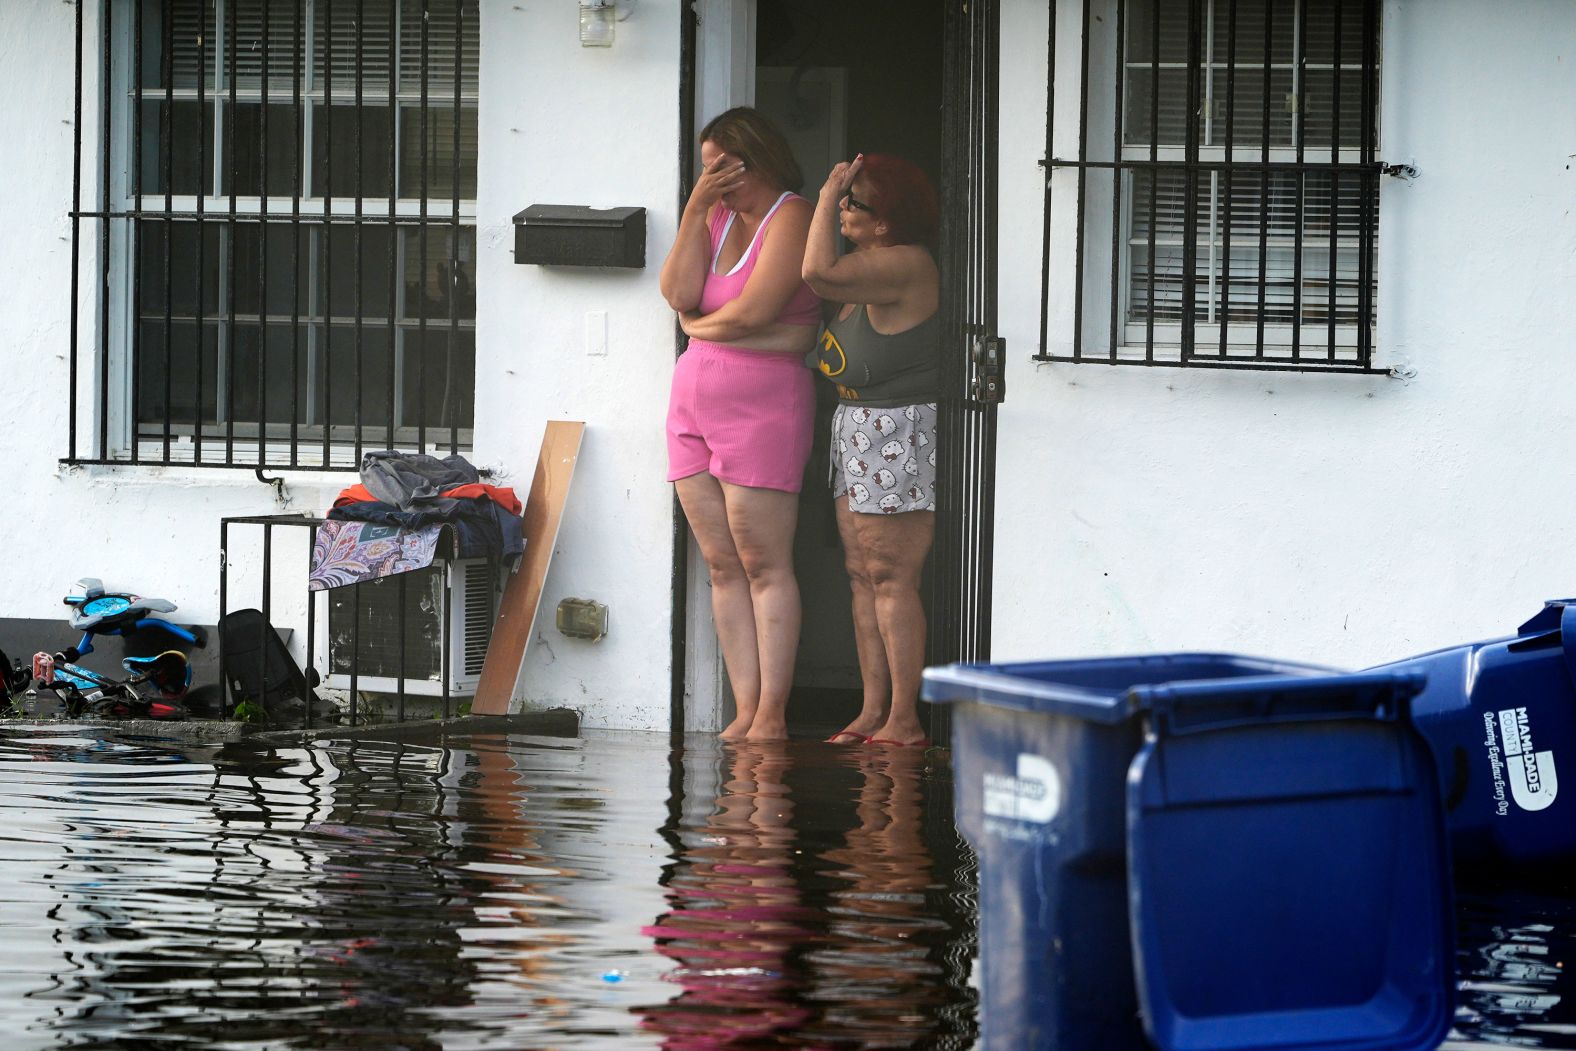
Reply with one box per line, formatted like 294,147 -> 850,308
752,0 -> 946,733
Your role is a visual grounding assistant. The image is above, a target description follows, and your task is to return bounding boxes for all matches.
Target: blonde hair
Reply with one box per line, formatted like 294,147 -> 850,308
699,107 -> 804,194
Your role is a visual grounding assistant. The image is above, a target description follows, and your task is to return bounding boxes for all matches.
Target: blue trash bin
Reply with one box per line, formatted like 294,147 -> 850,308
1373,599 -> 1575,869
923,654 -> 1454,1051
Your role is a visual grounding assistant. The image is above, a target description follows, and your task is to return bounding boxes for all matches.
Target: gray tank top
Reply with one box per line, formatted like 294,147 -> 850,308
815,304 -> 942,406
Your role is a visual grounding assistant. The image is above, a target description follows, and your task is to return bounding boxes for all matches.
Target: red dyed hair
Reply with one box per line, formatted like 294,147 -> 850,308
858,154 -> 939,251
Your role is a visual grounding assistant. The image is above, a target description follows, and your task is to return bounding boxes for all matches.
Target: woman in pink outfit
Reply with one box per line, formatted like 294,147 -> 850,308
660,108 -> 821,741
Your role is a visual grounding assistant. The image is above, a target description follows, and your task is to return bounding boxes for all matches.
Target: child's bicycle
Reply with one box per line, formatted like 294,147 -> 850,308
4,578 -> 206,720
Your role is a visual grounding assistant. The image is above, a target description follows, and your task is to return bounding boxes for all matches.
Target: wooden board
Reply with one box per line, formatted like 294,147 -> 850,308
470,420 -> 585,716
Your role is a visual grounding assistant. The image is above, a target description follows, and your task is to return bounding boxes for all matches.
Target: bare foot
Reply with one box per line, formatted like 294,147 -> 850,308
719,715 -> 754,740
869,718 -> 928,746
830,694 -> 889,742
745,715 -> 789,741
826,713 -> 885,744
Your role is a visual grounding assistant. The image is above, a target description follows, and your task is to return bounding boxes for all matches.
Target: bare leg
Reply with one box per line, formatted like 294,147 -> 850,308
851,510 -> 934,745
676,474 -> 761,739
829,500 -> 891,742
719,482 -> 802,742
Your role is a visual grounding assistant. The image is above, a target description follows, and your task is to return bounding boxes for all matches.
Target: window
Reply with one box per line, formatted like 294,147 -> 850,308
69,0 -> 477,468
1037,0 -> 1384,372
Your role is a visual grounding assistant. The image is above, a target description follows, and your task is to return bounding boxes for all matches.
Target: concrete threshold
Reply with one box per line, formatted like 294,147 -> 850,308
0,708 -> 580,748
246,708 -> 581,747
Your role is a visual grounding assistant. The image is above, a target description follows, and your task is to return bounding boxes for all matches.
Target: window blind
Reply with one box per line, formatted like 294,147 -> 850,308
1123,0 -> 1376,345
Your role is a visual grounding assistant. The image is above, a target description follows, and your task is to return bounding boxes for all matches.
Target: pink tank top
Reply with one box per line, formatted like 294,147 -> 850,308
699,192 -> 821,326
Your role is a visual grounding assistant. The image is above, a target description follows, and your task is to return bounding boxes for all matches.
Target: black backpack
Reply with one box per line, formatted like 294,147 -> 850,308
0,647 -> 29,695
219,609 -> 323,722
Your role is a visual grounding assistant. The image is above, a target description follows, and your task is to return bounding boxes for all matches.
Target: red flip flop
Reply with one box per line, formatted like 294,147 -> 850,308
868,737 -> 931,748
825,730 -> 872,744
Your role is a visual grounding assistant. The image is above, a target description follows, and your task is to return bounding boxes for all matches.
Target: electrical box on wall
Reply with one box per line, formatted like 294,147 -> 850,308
512,205 -> 646,268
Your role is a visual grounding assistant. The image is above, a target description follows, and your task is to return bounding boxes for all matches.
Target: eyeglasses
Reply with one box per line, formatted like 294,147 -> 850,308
843,189 -> 875,215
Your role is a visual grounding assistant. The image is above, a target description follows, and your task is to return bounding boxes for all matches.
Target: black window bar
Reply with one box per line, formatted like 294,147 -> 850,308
1036,0 -> 1390,374
67,0 -> 478,471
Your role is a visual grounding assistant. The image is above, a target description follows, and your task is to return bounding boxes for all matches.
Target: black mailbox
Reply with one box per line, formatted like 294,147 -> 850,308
512,205 -> 646,268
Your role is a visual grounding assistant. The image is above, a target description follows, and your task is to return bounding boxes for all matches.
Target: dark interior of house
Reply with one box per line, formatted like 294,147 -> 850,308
754,0 -> 945,728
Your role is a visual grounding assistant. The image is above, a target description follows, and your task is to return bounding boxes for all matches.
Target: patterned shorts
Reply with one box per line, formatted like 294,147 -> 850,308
830,402 -> 938,514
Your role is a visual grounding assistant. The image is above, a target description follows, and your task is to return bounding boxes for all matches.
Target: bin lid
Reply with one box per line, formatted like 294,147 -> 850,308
1514,596 -> 1576,635
921,653 -> 1339,724
1125,669 -> 1454,1051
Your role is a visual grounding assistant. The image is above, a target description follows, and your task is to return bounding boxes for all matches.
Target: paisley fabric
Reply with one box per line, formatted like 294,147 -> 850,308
308,520 -> 446,591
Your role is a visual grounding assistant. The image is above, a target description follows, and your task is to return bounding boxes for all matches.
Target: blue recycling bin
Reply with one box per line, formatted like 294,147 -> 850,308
923,654 -> 1455,1051
1372,599 -> 1576,869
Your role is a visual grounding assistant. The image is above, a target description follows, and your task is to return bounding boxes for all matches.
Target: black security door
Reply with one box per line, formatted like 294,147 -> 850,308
929,0 -> 1003,739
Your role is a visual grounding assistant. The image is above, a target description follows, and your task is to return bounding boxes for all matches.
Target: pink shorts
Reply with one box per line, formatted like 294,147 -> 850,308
666,340 -> 815,493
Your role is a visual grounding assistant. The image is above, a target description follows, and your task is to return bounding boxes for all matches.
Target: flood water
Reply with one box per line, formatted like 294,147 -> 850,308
0,724 -> 1569,1050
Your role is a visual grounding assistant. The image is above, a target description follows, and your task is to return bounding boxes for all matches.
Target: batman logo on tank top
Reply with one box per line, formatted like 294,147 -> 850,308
816,305 -> 940,407
816,327 -> 867,401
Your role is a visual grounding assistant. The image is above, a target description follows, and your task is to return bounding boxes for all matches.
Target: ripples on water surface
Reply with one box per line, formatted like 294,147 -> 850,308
0,725 -> 1568,1049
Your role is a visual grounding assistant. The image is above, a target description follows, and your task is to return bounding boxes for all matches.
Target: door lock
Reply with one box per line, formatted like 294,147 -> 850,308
971,336 -> 1005,404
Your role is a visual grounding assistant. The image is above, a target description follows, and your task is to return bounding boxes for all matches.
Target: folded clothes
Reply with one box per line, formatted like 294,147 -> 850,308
334,480 -> 521,516
440,482 -> 523,515
330,499 -> 522,560
360,450 -> 480,511
328,451 -> 524,561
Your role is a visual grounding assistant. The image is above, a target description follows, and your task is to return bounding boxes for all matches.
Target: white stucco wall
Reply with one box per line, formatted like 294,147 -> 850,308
0,0 -> 683,730
994,0 -> 1576,669
475,1 -> 681,729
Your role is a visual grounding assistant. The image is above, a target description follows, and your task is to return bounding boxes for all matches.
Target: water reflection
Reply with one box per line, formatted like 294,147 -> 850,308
0,727 -> 671,1050
637,741 -> 975,1050
7,734 -> 491,1049
640,744 -> 816,1045
805,745 -> 959,1045
0,725 -> 1570,1049
1448,887 -> 1576,1049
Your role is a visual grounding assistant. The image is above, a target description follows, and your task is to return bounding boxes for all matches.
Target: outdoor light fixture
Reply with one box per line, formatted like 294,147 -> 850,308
579,0 -> 635,47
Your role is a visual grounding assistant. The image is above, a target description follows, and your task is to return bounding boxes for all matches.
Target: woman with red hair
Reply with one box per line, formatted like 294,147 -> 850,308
802,154 -> 942,748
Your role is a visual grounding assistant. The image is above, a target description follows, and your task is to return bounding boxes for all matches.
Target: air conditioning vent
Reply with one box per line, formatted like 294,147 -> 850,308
461,558 -> 493,676
324,558 -> 497,696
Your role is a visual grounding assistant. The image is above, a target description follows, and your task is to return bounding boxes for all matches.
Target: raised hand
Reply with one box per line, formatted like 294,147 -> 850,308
820,154 -> 865,201
689,151 -> 748,212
